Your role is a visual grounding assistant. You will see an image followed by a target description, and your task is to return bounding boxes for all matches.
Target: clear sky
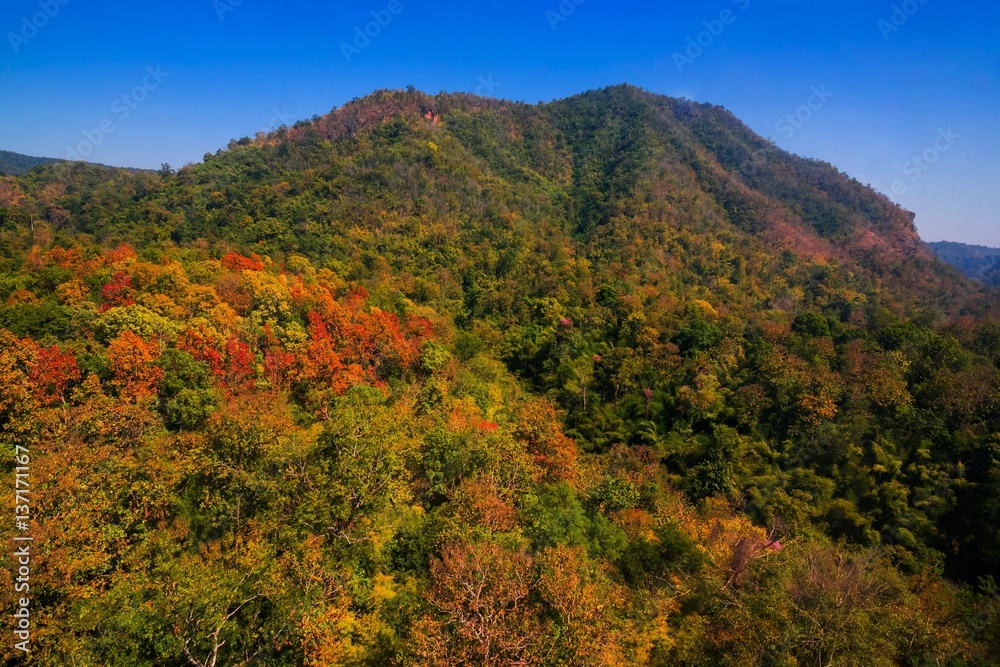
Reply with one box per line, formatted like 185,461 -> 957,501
1,0 -> 997,244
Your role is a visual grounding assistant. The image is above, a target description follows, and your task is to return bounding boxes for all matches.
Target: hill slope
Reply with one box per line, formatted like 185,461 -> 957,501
0,86 -> 999,664
0,149 -> 61,175
930,240 -> 1000,285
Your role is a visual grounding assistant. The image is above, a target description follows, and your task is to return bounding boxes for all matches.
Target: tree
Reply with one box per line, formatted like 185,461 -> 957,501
29,343 -> 79,404
538,545 -> 626,666
414,541 -> 543,666
307,387 -> 414,541
108,330 -> 164,402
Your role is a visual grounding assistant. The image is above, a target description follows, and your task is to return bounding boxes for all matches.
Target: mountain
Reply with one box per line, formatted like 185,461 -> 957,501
0,150 -> 147,177
929,240 -> 1000,285
0,149 -> 62,175
1,85 -> 999,665
12,86 -> 982,312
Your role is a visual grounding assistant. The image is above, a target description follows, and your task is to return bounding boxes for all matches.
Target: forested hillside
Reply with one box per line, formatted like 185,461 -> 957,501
1,85 -> 998,665
0,151 -> 61,177
931,241 -> 1000,286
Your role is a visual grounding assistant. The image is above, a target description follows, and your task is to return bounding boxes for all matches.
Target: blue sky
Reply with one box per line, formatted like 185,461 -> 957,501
1,0 -> 997,244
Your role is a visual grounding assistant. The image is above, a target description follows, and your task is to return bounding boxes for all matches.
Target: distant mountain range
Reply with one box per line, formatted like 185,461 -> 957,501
928,241 -> 1000,285
0,150 -> 62,176
0,150 -> 147,176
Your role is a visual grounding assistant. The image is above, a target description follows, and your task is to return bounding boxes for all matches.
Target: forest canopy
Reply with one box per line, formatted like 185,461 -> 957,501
0,85 -> 998,665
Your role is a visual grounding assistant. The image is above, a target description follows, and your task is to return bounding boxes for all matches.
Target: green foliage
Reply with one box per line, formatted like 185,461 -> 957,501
674,318 -> 723,355
158,348 -> 218,430
420,340 -> 452,372
94,305 -> 178,342
0,299 -> 72,338
522,483 -> 628,560
301,386 -> 419,541
0,86 -> 998,664
164,388 -> 219,431
618,523 -> 706,586
593,475 -> 641,512
792,311 -> 831,338
0,149 -> 61,176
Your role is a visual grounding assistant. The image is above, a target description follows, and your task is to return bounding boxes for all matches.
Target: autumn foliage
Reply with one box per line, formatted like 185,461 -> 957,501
1,85 -> 999,665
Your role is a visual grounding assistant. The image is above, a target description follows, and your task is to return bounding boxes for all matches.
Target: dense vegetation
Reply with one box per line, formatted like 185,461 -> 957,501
930,241 -> 1000,286
0,151 -> 61,178
1,85 -> 998,665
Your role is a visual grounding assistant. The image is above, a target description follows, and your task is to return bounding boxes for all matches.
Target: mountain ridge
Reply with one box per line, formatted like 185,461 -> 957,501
222,85 -> 979,315
257,84 -> 928,259
6,84 -> 986,317
929,240 -> 1000,285
0,148 -> 62,176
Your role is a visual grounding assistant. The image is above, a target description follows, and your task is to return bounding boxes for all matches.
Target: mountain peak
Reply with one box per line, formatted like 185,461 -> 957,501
246,84 -> 922,262
24,85 -> 946,302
